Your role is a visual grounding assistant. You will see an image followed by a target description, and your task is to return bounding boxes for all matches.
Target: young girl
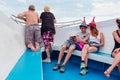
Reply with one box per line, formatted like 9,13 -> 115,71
80,17 -> 104,75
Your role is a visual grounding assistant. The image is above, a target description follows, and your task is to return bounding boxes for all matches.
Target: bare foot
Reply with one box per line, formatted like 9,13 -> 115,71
104,71 -> 110,78
30,46 -> 36,52
27,43 -> 36,52
27,43 -> 32,48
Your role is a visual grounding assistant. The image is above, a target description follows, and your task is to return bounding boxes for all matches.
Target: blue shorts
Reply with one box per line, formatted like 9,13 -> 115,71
88,41 -> 100,52
75,44 -> 82,51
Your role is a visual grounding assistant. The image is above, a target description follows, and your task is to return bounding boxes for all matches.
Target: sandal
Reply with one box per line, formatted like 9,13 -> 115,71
104,70 -> 110,78
53,64 -> 61,71
80,67 -> 88,75
60,65 -> 65,73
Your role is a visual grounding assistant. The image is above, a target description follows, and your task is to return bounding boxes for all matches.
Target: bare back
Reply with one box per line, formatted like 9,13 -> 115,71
18,10 -> 39,26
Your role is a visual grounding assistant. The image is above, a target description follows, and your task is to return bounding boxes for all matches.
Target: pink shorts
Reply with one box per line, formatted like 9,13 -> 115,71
42,31 -> 54,49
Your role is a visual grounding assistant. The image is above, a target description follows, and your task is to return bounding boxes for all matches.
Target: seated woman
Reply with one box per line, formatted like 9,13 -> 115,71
80,17 -> 104,75
104,18 -> 120,78
53,17 -> 89,73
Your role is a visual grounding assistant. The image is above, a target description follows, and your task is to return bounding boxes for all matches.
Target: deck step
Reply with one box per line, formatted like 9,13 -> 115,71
6,49 -> 43,80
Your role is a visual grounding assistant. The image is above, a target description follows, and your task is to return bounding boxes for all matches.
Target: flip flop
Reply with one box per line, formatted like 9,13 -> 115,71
104,70 -> 110,78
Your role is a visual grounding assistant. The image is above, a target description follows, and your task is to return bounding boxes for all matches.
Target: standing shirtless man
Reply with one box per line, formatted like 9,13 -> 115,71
17,5 -> 41,51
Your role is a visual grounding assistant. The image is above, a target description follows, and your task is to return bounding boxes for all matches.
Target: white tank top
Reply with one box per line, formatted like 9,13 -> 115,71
89,32 -> 101,44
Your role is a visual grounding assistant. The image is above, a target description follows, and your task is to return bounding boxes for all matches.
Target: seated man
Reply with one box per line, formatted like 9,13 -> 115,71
53,17 -> 89,73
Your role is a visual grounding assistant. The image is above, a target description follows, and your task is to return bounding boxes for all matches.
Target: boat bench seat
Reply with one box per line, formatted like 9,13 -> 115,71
40,21 -> 120,76
51,44 -> 120,77
41,20 -> 120,76
52,44 -> 114,65
52,21 -> 116,65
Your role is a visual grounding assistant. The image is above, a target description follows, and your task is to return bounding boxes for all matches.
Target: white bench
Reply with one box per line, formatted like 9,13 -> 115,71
41,19 -> 120,76
52,45 -> 114,65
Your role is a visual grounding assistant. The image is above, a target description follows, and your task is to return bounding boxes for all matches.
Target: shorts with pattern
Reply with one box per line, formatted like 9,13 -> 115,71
64,40 -> 76,48
25,24 -> 42,46
64,40 -> 82,51
42,31 -> 54,49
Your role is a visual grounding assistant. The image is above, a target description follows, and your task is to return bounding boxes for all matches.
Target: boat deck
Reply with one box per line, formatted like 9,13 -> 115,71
43,59 -> 119,80
6,50 -> 120,80
6,49 -> 43,80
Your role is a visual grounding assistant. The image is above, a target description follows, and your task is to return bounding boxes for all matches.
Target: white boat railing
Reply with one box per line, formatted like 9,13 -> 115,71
10,14 -> 82,28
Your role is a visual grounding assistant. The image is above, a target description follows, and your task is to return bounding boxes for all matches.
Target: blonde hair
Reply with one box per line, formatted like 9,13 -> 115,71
44,6 -> 50,12
90,27 -> 99,37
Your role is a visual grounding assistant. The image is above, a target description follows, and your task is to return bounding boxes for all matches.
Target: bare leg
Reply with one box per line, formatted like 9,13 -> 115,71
35,42 -> 40,51
80,44 -> 98,75
104,53 -> 120,78
85,54 -> 88,67
27,42 -> 36,52
81,44 -> 89,62
62,45 -> 75,65
57,45 -> 67,64
42,48 -> 51,63
46,48 -> 51,59
84,47 -> 97,66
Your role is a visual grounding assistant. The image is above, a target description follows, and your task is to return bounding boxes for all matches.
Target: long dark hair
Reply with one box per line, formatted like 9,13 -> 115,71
116,18 -> 120,28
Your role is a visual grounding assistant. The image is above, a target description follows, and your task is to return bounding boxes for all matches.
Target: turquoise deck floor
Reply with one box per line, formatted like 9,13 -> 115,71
43,60 -> 120,80
5,50 -> 120,80
6,49 -> 43,80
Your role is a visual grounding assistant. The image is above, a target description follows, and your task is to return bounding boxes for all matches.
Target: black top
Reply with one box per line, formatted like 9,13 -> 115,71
40,12 -> 56,35
112,30 -> 120,52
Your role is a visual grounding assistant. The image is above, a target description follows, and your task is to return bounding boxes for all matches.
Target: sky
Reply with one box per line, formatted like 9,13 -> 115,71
0,0 -> 120,23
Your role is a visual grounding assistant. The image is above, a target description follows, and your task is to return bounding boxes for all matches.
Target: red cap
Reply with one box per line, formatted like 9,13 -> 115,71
88,17 -> 96,27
